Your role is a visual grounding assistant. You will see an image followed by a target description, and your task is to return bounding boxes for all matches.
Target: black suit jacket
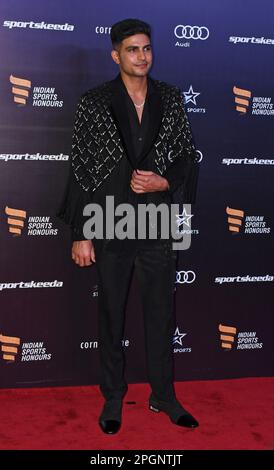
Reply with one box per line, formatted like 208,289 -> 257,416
57,75 -> 199,241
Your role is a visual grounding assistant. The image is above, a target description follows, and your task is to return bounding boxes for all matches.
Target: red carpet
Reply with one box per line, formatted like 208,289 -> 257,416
0,377 -> 273,450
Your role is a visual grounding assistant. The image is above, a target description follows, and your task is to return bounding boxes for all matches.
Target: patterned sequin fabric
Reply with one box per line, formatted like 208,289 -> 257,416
71,79 -> 198,194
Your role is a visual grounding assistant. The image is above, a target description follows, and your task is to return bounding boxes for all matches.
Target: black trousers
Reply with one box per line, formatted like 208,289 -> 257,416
94,239 -> 178,403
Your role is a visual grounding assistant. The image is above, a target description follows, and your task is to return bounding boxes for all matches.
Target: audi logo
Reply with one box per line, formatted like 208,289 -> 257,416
174,25 -> 210,40
196,150 -> 203,163
176,271 -> 196,284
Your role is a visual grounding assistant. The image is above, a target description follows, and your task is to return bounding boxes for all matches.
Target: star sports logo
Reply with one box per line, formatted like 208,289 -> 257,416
176,207 -> 199,236
173,327 -> 187,346
183,85 -> 206,114
183,85 -> 200,105
176,208 -> 193,230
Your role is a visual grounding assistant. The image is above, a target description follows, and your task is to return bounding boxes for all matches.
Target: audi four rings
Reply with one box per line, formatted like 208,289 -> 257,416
174,25 -> 210,40
176,271 -> 196,284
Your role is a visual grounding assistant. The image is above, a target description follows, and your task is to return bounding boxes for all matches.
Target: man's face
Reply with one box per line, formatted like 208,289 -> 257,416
111,33 -> 153,77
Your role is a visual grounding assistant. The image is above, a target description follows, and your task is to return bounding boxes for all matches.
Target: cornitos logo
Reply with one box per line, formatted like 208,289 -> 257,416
176,271 -> 196,284
226,207 -> 245,233
80,339 -> 129,350
5,206 -> 27,236
10,75 -> 32,106
233,86 -> 252,113
3,20 -> 74,31
95,26 -> 111,34
218,324 -> 237,351
0,332 -> 21,361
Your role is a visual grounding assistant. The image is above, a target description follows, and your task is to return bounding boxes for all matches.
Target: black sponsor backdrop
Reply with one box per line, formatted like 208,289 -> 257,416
0,0 -> 273,387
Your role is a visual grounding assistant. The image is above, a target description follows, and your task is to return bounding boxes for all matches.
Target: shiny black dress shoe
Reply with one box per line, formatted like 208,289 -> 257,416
99,399 -> 122,435
175,414 -> 199,428
99,419 -> 121,434
149,396 -> 199,428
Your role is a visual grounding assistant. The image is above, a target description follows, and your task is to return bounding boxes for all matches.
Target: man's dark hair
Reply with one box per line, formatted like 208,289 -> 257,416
110,18 -> 151,48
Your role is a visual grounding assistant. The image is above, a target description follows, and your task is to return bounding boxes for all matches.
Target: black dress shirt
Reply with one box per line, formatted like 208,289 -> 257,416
125,91 -> 149,163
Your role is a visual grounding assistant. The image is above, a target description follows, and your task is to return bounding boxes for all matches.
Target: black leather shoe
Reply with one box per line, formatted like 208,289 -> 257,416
99,399 -> 122,435
175,413 -> 199,428
99,419 -> 121,434
149,396 -> 199,428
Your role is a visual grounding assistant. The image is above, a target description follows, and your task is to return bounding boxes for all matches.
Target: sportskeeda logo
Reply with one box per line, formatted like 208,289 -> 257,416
0,280 -> 63,291
3,20 -> 74,31
0,153 -> 69,162
222,156 -> 274,166
229,35 -> 274,46
215,275 -> 273,285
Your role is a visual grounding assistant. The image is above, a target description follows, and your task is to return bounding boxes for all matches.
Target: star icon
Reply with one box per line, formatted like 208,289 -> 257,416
176,208 -> 194,229
183,85 -> 201,105
173,327 -> 187,346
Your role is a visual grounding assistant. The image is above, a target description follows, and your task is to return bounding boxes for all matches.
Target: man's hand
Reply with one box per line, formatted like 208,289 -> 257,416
71,240 -> 96,267
130,169 -> 169,194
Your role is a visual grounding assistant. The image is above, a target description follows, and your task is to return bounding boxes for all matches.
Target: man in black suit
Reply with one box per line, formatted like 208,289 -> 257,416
58,18 -> 199,434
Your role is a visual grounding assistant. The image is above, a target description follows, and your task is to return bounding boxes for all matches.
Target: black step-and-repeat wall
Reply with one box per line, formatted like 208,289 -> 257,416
1,0 -> 273,388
